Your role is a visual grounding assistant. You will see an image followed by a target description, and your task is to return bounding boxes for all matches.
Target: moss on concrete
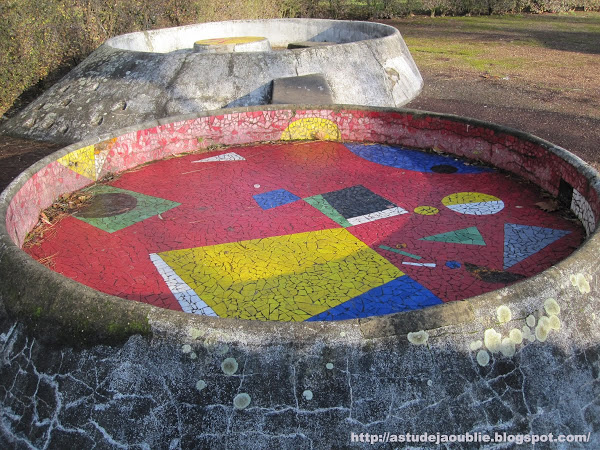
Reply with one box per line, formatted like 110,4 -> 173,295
0,243 -> 151,347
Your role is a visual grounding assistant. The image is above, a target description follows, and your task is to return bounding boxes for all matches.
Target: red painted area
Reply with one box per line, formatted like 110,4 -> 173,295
24,141 -> 584,312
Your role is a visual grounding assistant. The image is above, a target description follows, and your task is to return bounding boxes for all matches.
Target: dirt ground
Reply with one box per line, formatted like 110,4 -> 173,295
391,13 -> 600,170
1,13 -> 599,191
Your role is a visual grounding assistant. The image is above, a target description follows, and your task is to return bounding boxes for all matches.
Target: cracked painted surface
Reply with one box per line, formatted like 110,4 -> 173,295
22,140 -> 584,321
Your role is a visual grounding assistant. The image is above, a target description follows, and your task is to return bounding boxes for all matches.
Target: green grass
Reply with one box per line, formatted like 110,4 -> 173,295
406,38 -> 530,76
393,12 -> 600,76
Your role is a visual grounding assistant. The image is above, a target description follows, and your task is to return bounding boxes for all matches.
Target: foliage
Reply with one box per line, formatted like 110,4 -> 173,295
0,0 -> 284,118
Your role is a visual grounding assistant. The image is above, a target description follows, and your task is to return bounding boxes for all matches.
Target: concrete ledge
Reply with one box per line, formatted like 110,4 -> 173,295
287,41 -> 335,49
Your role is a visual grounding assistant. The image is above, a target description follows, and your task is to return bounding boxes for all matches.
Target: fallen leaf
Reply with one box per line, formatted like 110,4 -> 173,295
536,200 -> 559,212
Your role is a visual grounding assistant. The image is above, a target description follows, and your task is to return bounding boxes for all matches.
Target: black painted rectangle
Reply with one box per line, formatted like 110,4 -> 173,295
321,185 -> 396,219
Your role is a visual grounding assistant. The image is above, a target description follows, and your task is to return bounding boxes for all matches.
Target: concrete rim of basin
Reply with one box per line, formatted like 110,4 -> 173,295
104,18 -> 401,53
1,105 -> 598,348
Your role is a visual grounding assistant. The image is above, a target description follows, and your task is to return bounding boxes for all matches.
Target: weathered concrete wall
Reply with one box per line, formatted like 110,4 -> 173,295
1,106 -> 599,447
0,19 -> 422,145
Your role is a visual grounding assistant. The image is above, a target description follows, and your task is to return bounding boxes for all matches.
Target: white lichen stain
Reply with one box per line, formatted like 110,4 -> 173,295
181,344 -> 192,354
509,328 -> 523,345
500,337 -> 516,357
526,315 -> 536,328
189,328 -> 202,340
549,314 -> 561,331
576,273 -> 591,294
522,325 -> 535,342
233,393 -> 251,410
544,298 -> 560,316
325,362 -> 334,370
427,379 -> 433,387
469,340 -> 483,351
190,352 -> 197,360
497,305 -> 512,324
535,316 -> 551,342
477,350 -> 490,367
302,390 -> 313,400
484,328 -> 502,353
570,274 -> 578,287
221,357 -> 239,375
407,330 -> 429,345
195,380 -> 207,391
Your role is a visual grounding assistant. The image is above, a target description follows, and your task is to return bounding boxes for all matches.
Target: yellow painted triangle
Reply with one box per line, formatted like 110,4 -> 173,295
57,145 -> 96,180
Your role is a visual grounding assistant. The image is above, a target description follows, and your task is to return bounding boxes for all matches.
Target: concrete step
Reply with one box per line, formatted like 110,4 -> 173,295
270,74 -> 333,105
287,41 -> 334,49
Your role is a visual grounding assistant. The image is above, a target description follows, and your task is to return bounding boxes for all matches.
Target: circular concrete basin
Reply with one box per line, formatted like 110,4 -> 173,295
0,106 -> 598,347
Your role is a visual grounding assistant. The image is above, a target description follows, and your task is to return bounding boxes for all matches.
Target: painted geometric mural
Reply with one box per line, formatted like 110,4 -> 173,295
25,141 -> 585,321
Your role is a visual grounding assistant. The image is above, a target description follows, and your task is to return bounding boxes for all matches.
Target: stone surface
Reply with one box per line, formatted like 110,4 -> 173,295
0,19 -> 422,144
271,74 -> 334,105
0,303 -> 599,448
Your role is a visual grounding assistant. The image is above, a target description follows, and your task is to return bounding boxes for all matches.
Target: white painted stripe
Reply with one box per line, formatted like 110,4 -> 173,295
347,207 -> 408,226
402,262 -> 436,267
192,152 -> 245,163
571,188 -> 596,236
149,253 -> 218,316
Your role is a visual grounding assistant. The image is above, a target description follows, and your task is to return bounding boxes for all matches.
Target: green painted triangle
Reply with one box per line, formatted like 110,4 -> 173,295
420,226 -> 486,245
304,195 -> 352,227
74,185 -> 180,233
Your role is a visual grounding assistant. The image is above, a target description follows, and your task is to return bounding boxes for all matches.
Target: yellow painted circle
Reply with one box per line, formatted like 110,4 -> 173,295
442,192 -> 500,206
414,206 -> 439,215
281,118 -> 341,141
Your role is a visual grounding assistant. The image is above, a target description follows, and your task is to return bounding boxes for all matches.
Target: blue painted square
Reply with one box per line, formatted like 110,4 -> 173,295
306,275 -> 443,321
253,189 -> 300,210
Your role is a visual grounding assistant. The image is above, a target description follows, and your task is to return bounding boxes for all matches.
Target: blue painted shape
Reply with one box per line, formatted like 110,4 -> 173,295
446,261 -> 461,269
253,189 -> 300,210
345,143 -> 492,174
306,276 -> 443,321
503,223 -> 571,269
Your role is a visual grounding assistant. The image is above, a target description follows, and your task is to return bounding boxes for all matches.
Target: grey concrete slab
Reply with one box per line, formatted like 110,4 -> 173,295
271,74 -> 333,105
287,41 -> 334,49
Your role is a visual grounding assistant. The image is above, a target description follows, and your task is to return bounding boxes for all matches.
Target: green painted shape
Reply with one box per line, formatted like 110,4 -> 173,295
74,185 -> 180,233
304,195 -> 352,227
379,245 -> 422,260
420,226 -> 486,246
